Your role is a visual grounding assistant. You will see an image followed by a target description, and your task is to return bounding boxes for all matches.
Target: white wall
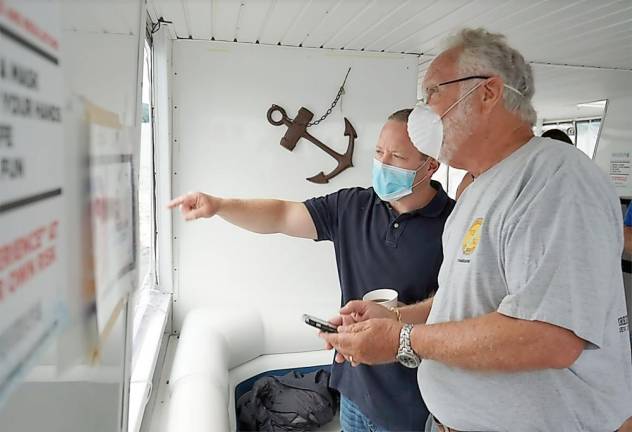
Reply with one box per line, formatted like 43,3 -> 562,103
171,40 -> 418,333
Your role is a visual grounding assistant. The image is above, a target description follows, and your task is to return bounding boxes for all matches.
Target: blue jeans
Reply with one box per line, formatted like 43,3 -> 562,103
340,395 -> 388,432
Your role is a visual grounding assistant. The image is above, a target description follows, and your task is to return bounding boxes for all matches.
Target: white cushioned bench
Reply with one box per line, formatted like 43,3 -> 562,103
166,307 -> 336,432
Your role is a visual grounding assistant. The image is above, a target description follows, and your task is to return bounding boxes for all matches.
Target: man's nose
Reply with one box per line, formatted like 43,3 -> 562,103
378,153 -> 392,165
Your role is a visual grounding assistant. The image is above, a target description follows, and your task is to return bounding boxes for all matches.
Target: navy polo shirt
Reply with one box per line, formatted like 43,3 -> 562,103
304,181 -> 454,431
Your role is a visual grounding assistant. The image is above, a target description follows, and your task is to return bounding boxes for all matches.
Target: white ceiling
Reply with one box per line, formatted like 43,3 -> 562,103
144,0 -> 632,121
61,0 -> 632,121
147,0 -> 632,71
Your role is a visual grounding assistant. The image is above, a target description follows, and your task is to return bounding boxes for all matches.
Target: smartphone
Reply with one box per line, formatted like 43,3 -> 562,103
302,314 -> 338,333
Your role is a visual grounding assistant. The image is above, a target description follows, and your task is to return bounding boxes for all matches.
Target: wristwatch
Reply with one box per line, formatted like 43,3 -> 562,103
396,324 -> 421,368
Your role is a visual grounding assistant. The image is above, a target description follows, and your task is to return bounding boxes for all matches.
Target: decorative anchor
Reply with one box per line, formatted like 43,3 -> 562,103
266,67 -> 356,184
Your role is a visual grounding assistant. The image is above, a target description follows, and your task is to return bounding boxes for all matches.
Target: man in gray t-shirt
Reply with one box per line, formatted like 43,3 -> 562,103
417,136 -> 632,431
321,27 -> 632,432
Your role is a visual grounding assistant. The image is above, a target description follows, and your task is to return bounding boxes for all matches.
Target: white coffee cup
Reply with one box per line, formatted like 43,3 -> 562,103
362,289 -> 398,309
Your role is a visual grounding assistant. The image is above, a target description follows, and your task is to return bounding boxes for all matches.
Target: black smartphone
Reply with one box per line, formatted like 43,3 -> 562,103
302,314 -> 338,333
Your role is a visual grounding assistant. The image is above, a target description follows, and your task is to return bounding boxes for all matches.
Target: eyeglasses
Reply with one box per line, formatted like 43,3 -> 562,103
421,75 -> 490,104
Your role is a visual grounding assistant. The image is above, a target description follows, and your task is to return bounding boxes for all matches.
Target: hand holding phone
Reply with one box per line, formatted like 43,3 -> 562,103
302,314 -> 338,333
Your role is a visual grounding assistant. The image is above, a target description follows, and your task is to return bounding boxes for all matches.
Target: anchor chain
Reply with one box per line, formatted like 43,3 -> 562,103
292,67 -> 351,128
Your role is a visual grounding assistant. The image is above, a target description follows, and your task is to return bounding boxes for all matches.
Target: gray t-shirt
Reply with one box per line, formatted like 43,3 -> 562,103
418,137 -> 632,431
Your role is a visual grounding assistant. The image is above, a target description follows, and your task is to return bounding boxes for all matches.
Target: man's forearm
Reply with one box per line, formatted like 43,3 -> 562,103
398,297 -> 433,324
217,198 -> 287,234
410,312 -> 585,372
216,198 -> 316,238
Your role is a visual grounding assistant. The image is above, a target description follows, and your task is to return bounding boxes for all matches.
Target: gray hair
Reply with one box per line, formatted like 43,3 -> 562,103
445,28 -> 537,125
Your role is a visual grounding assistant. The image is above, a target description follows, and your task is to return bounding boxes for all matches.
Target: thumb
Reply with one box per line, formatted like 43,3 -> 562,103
184,207 -> 207,221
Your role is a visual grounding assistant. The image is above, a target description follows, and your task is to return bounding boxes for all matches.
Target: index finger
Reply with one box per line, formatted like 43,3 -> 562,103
167,195 -> 187,209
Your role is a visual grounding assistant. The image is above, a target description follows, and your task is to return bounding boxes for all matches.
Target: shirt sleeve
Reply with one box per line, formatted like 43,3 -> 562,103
303,191 -> 342,242
497,168 -> 622,348
624,205 -> 632,227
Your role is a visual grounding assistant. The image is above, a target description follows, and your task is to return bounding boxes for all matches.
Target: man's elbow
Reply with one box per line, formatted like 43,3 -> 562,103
548,335 -> 585,369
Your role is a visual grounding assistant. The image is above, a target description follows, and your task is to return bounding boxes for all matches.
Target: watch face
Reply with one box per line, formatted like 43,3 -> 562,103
397,352 -> 420,369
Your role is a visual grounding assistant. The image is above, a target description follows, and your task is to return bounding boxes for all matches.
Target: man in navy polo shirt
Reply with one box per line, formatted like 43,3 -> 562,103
624,204 -> 632,254
169,109 -> 455,431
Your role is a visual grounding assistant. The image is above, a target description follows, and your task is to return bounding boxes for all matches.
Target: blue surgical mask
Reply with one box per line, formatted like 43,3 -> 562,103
372,158 -> 431,202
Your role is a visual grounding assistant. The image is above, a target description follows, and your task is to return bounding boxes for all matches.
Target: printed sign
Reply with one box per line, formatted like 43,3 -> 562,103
0,0 -> 66,404
610,151 -> 631,188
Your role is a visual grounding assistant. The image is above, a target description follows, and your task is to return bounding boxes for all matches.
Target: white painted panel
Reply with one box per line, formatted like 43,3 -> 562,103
183,0 -> 212,40
344,0 -> 436,51
147,2 -> 176,40
365,0 -> 474,52
380,0 -> 494,53
496,0 -> 590,35
504,0 -> 618,49
170,40 -> 418,329
258,0 -> 306,45
175,0 -> 201,40
212,0 -> 243,42
153,1 -> 189,39
323,0 -> 399,49
146,0 -> 632,71
234,0 -> 274,43
301,0 -> 370,48
280,0 -> 339,46
414,0 -> 531,54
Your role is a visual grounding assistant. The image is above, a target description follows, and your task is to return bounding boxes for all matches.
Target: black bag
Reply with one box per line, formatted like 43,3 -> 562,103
237,369 -> 337,431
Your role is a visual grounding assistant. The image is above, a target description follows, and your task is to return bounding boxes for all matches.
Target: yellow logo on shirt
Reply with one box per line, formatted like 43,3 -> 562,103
462,218 -> 484,255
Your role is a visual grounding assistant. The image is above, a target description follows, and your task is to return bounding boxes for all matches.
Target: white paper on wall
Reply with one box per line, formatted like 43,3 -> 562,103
609,151 -> 631,189
0,0 -> 67,405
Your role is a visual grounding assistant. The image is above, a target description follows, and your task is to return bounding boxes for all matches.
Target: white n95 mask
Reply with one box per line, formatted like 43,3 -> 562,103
407,104 -> 443,161
406,82 -> 483,164
407,79 -> 523,164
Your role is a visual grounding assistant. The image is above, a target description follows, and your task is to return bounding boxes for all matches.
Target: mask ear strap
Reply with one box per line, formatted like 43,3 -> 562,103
504,84 -> 523,96
411,158 -> 433,190
411,173 -> 431,191
440,80 -> 487,119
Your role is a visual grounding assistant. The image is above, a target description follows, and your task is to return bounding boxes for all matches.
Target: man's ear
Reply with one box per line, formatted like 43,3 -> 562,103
428,158 -> 440,177
481,76 -> 504,112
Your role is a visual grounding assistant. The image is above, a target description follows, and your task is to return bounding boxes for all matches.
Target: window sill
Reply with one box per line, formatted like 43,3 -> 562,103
128,277 -> 171,432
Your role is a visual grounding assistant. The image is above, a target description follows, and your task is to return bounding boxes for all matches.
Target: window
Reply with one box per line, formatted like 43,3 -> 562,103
542,118 -> 602,159
138,39 -> 155,290
128,37 -> 171,432
541,122 -> 575,144
576,119 -> 601,158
